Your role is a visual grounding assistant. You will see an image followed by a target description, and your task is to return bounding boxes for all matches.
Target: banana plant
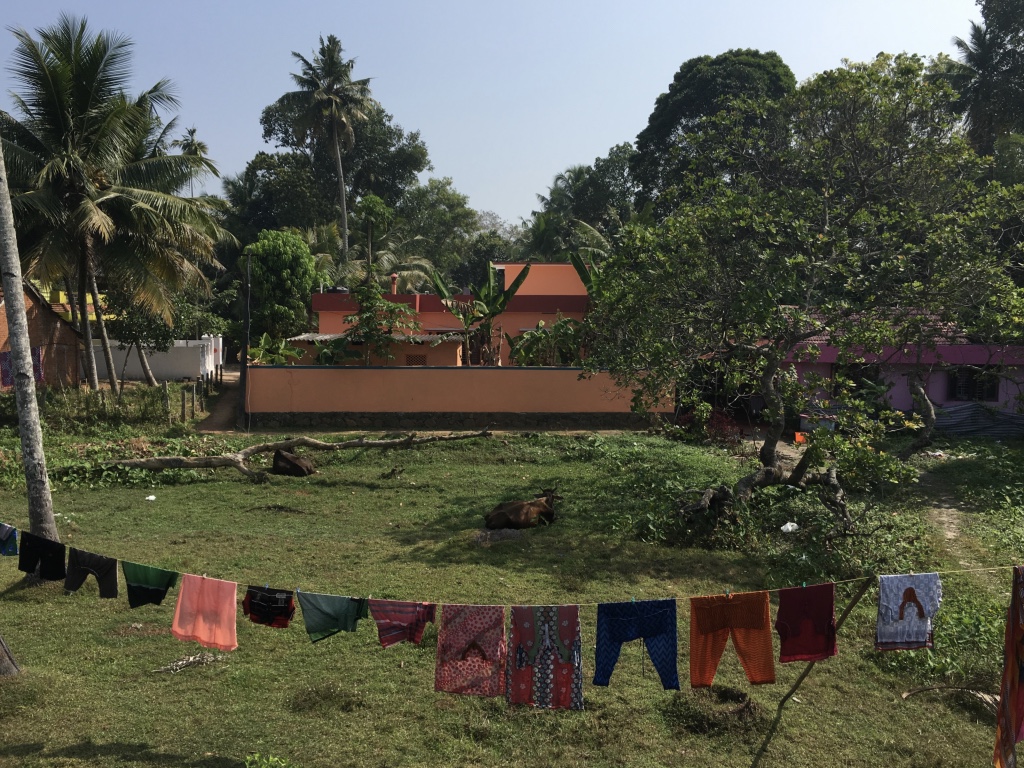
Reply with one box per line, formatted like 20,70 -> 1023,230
428,262 -> 531,365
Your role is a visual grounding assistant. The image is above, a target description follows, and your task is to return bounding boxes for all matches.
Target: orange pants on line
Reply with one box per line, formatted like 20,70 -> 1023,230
690,591 -> 775,687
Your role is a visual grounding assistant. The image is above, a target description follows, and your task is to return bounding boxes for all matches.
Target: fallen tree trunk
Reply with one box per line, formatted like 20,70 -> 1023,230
59,430 -> 492,480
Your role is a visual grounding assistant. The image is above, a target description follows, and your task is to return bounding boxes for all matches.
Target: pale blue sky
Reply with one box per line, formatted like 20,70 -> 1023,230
1,1 -> 981,223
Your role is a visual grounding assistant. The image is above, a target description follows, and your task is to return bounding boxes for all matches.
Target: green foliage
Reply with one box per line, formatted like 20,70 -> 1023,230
344,281 -> 421,364
429,262 -> 531,365
311,337 -> 359,365
631,48 -> 797,204
260,101 -> 430,208
223,152 -> 336,240
588,54 -> 1023,470
245,229 -> 328,339
247,333 -> 303,365
395,177 -> 481,278
506,316 -> 587,366
104,289 -> 176,356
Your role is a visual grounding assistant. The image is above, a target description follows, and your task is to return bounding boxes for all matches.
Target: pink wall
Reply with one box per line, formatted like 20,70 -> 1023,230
246,367 -> 659,414
790,360 -> 1024,412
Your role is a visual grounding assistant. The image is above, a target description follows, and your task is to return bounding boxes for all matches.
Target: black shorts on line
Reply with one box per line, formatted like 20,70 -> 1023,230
64,548 -> 118,598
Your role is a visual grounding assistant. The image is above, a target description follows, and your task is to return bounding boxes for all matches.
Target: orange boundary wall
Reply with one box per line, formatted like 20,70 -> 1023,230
245,366 -> 660,414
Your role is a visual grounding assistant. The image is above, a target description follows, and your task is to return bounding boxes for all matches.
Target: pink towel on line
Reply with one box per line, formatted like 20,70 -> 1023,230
171,573 -> 238,651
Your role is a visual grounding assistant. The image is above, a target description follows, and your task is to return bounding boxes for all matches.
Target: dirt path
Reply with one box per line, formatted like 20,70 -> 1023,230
195,366 -> 240,433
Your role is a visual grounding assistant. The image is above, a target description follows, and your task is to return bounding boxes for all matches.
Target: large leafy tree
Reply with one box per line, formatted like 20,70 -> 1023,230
1,15 -> 225,390
222,151 -> 336,240
630,49 -> 796,207
523,145 -> 641,261
273,35 -> 376,259
394,177 -> 480,278
588,54 -> 1024,535
260,101 -> 431,210
244,229 -> 329,339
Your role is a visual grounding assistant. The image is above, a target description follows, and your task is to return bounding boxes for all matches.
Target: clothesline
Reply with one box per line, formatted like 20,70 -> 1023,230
3,521 -> 1015,607
5,526 -> 1023,762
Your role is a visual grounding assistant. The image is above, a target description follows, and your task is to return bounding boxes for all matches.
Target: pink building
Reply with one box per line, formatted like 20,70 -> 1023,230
787,342 -> 1024,413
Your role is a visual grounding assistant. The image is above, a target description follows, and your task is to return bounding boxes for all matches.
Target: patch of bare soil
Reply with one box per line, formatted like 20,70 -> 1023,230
917,472 -> 964,544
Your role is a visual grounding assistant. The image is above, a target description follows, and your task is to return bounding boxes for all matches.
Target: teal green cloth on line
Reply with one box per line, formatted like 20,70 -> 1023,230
297,590 -> 368,643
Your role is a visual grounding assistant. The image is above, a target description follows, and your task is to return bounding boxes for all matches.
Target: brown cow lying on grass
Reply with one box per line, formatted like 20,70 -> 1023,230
484,489 -> 562,530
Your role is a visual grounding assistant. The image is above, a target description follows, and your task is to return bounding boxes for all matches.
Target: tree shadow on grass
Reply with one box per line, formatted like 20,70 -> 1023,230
380,491 -> 759,594
0,740 -> 243,766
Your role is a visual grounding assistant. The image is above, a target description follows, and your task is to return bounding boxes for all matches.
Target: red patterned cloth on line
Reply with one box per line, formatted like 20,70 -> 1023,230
996,566 -> 1024,767
369,599 -> 436,648
507,605 -> 584,710
434,604 -> 506,697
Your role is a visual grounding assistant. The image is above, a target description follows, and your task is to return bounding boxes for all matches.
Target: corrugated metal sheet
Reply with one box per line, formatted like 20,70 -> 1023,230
934,402 -> 1024,438
288,332 -> 450,344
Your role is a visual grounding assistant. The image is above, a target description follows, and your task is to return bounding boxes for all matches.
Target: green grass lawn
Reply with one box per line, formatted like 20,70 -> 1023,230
0,429 -> 1011,767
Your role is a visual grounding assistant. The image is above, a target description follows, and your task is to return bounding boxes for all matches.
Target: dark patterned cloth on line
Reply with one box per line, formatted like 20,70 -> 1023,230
64,548 -> 118,598
507,605 -> 584,710
775,583 -> 837,663
593,599 -> 680,690
244,586 -> 296,628
17,531 -> 66,581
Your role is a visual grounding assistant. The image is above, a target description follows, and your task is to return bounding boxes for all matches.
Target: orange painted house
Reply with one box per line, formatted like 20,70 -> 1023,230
297,263 -> 589,366
245,263 -> 659,428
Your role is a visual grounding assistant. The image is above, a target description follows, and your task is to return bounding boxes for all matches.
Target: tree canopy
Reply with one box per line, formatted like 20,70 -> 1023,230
587,54 -> 1024,531
630,48 -> 796,205
244,229 -> 328,339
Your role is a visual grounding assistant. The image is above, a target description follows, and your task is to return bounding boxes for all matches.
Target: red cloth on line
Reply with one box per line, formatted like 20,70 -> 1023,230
171,574 -> 238,651
434,604 -> 506,697
369,599 -> 436,648
775,583 -> 838,664
996,566 -> 1024,767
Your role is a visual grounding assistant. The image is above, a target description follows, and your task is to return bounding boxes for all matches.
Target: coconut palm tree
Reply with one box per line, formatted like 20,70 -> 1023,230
275,35 -> 376,259
0,140 -> 57,542
1,15 -> 227,389
170,126 -> 211,196
951,21 -> 1006,157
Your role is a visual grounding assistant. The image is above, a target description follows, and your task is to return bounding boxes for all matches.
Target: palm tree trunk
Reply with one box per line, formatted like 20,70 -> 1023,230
331,122 -> 349,259
78,244 -> 100,391
89,272 -> 119,392
63,274 -> 79,331
0,142 -> 58,541
136,345 -> 158,387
